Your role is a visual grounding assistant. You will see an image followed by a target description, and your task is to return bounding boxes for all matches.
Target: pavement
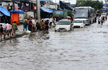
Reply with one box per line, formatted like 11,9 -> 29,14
0,20 -> 108,70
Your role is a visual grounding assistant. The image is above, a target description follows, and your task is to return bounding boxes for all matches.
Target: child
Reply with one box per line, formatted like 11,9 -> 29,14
23,21 -> 28,31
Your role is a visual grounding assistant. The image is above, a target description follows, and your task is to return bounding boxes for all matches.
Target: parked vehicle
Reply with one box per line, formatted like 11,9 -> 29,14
74,7 -> 96,24
55,19 -> 74,32
73,19 -> 88,28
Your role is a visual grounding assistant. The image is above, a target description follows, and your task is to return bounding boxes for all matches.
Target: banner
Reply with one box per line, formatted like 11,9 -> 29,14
22,2 -> 31,11
19,14 -> 24,21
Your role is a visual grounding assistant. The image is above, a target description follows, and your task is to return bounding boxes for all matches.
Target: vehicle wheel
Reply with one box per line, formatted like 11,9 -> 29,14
55,30 -> 57,32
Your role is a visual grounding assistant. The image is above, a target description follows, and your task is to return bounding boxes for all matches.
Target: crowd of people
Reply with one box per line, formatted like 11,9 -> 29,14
98,16 -> 107,25
0,16 -> 56,41
23,17 -> 56,32
0,21 -> 18,41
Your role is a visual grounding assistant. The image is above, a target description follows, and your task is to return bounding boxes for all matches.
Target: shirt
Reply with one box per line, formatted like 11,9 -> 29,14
12,23 -> 17,30
98,17 -> 101,22
23,23 -> 27,28
0,27 -> 3,33
6,24 -> 12,30
49,18 -> 53,23
41,22 -> 45,27
31,19 -> 36,25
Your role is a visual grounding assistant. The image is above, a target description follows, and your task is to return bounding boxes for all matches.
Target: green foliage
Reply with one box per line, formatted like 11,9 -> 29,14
76,1 -> 103,10
67,10 -> 72,17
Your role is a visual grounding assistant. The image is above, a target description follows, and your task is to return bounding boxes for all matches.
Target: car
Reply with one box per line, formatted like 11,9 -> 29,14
73,19 -> 88,28
55,19 -> 74,32
101,13 -> 107,17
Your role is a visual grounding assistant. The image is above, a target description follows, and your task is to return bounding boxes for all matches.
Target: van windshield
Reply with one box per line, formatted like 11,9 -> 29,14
74,8 -> 88,18
57,21 -> 71,25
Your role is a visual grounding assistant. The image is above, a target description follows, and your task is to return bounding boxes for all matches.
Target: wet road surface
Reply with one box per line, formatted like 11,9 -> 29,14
0,21 -> 108,70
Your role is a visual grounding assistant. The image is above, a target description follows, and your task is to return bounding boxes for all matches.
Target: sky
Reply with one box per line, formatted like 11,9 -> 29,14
52,0 -> 105,4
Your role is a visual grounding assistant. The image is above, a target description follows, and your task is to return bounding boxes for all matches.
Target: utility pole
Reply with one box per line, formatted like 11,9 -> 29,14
13,1 -> 15,10
37,0 -> 41,23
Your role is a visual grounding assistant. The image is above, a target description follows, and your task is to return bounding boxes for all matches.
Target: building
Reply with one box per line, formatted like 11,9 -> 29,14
43,3 -> 59,10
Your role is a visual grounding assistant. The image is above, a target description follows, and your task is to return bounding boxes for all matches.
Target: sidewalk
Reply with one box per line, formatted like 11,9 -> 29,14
17,25 -> 24,35
0,25 -> 27,41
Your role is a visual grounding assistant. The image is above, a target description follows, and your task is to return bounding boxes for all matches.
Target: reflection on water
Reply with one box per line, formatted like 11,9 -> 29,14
0,38 -> 19,48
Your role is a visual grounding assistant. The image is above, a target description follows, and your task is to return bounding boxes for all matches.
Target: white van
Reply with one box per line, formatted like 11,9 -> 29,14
73,19 -> 88,28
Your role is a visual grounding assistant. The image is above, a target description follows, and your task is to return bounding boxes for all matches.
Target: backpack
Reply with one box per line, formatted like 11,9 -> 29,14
29,21 -> 32,26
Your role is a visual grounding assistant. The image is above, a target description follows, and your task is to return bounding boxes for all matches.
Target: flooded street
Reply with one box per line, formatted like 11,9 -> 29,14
0,21 -> 108,70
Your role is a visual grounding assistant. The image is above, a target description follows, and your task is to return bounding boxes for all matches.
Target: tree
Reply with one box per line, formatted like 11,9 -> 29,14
67,10 -> 72,17
76,0 -> 103,10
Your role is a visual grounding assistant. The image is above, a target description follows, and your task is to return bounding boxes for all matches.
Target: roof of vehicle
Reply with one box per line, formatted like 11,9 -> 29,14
74,19 -> 88,21
60,19 -> 71,21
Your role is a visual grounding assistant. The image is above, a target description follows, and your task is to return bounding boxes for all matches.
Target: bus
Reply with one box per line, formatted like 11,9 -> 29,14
74,7 -> 96,24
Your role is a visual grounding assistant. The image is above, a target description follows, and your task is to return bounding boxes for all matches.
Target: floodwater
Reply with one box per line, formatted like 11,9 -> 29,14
0,21 -> 108,70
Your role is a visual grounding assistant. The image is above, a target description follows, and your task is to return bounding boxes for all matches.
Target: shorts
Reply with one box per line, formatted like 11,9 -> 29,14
45,26 -> 49,30
32,24 -> 36,28
6,30 -> 12,33
98,21 -> 100,24
50,22 -> 52,26
42,27 -> 45,29
0,33 -> 3,35
0,33 -> 3,37
23,28 -> 27,31
13,29 -> 16,33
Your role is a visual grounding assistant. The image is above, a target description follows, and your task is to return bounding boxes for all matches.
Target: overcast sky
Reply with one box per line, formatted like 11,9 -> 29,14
52,0 -> 105,4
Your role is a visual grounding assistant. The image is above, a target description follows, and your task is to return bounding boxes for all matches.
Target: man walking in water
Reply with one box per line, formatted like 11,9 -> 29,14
12,21 -> 17,36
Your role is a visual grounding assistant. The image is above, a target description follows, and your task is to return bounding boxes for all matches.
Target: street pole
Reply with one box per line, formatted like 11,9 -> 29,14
13,1 -> 15,10
37,0 -> 41,23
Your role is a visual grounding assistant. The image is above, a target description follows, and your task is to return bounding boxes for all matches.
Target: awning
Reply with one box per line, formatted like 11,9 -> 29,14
103,3 -> 108,5
41,7 -> 53,13
0,6 -> 10,16
10,10 -> 24,14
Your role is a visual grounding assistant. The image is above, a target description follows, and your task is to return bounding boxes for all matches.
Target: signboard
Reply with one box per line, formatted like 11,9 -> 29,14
53,10 -> 67,18
22,2 -> 31,11
19,14 -> 24,21
53,11 -> 64,17
15,4 -> 19,10
11,13 -> 19,24
33,4 -> 36,10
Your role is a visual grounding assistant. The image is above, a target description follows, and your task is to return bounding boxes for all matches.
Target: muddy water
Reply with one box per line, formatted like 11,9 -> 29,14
0,22 -> 108,70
